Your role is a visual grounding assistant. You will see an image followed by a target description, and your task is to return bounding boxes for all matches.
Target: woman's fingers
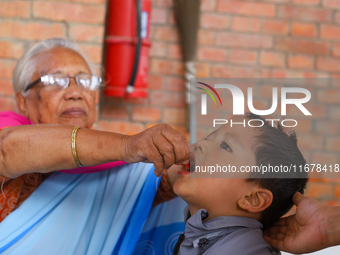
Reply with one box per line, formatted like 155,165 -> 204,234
122,124 -> 189,175
161,126 -> 190,165
152,133 -> 176,175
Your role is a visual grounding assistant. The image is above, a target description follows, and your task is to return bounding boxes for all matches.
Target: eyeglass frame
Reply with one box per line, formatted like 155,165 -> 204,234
23,74 -> 103,93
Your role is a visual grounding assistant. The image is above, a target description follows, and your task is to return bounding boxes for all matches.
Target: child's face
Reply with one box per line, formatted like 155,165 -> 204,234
172,116 -> 258,216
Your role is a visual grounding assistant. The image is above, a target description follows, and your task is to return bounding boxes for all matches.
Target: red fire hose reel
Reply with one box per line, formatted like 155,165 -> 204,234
104,0 -> 152,99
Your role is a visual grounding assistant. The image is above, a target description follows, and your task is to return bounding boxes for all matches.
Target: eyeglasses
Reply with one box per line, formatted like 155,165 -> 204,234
24,74 -> 103,92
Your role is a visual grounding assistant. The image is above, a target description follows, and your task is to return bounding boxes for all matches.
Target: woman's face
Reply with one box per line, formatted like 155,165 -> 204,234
16,47 -> 97,128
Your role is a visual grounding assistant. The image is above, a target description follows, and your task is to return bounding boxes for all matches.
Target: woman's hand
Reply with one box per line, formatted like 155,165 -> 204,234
264,192 -> 340,254
121,124 -> 190,176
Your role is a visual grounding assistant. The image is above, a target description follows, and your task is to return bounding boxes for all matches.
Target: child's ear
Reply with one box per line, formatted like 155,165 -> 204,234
238,189 -> 273,213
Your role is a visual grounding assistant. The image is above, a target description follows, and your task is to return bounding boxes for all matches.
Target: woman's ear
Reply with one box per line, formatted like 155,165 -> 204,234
16,91 -> 28,118
238,188 -> 273,213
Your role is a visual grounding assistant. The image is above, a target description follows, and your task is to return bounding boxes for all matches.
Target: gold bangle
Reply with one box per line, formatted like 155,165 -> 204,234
71,126 -> 84,167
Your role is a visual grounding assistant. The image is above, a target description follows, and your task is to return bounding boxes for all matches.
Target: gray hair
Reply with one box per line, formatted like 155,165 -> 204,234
13,38 -> 95,94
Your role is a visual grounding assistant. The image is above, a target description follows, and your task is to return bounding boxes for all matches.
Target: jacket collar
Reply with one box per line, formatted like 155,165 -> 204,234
183,206 -> 263,240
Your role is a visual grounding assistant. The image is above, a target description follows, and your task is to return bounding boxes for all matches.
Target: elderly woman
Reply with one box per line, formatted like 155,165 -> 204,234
0,38 -> 189,254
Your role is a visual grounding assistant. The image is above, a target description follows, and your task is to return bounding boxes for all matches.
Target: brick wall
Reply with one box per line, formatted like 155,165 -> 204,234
0,0 -> 339,205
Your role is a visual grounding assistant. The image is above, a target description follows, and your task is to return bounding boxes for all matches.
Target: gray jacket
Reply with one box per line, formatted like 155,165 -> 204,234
174,207 -> 280,255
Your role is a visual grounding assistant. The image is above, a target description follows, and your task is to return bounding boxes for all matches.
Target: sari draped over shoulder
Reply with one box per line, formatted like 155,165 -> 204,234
0,111 -> 187,254
0,163 -> 186,254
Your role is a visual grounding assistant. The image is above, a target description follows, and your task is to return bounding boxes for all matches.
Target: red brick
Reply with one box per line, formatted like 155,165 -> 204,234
291,22 -> 317,37
100,105 -> 129,120
293,0 -> 320,5
0,21 -> 66,40
272,69 -> 329,78
150,59 -> 184,75
332,43 -> 340,57
217,0 -> 276,17
0,41 -> 23,59
198,30 -> 215,45
323,0 -> 340,9
149,91 -> 186,108
315,121 -> 339,135
201,0 -> 217,11
0,97 -> 17,112
168,44 -> 182,60
317,57 -> 340,72
325,137 -> 340,151
278,6 -> 332,22
125,98 -> 148,105
229,49 -> 257,65
262,19 -> 288,35
69,25 -> 104,43
163,108 -> 186,124
149,41 -> 167,57
293,119 -> 312,133
297,134 -> 323,149
152,26 -> 178,42
275,38 -> 329,55
216,32 -> 273,49
329,105 -> 340,120
197,47 -> 226,62
0,1 -> 30,18
132,107 -> 161,122
154,0 -> 172,7
97,120 -> 144,135
335,12 -> 340,23
200,13 -> 229,30
335,186 -> 340,198
0,60 -> 16,79
78,44 -> 102,64
211,65 -> 270,78
151,7 -> 168,24
317,89 -> 340,103
305,183 -> 333,199
41,0 -> 106,3
288,54 -> 314,69
257,84 -> 282,99
323,178 -> 340,184
0,79 -> 14,96
321,25 -> 340,40
147,75 -> 163,90
195,63 -> 210,78
260,51 -> 285,67
33,2 -> 105,24
311,152 -> 338,165
278,103 -> 327,118
231,17 -> 260,32
265,0 -> 289,2
165,77 -> 185,92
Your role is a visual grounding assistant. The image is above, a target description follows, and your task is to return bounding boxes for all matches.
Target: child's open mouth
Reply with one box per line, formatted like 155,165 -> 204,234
178,153 -> 195,175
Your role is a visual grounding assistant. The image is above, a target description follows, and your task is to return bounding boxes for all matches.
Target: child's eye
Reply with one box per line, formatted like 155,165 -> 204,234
221,142 -> 232,152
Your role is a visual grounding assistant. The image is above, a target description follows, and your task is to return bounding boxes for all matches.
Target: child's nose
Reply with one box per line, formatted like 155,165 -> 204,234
194,140 -> 208,154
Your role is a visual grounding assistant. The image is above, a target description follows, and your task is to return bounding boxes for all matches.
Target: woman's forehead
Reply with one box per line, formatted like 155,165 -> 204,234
34,47 -> 91,74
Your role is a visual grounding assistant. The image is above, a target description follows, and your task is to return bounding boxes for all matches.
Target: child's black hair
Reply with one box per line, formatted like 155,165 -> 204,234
244,113 -> 308,230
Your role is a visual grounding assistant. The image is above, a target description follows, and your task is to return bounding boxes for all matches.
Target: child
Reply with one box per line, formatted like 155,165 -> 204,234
168,113 -> 308,255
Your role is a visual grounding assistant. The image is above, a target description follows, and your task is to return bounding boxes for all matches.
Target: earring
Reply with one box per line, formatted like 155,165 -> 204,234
239,201 -> 245,209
